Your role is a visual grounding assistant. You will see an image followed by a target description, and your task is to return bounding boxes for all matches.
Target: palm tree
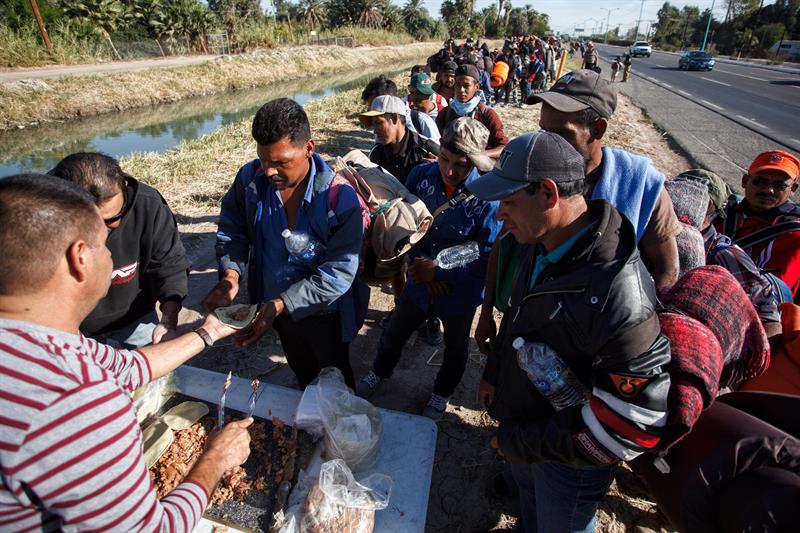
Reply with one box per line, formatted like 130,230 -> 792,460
358,0 -> 385,28
301,0 -> 326,30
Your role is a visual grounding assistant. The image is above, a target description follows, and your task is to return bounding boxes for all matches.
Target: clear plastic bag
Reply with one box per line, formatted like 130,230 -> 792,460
301,459 -> 392,533
315,367 -> 383,472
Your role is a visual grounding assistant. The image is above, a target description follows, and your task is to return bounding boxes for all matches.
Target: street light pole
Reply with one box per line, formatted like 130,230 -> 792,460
701,0 -> 716,52
600,7 -> 620,44
635,0 -> 646,40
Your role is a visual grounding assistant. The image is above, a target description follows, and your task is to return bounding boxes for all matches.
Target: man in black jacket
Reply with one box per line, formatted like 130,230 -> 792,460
359,95 -> 439,185
468,132 -> 672,532
50,152 -> 190,347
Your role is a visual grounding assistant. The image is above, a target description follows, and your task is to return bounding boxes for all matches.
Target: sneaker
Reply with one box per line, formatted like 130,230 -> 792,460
422,393 -> 449,421
379,309 -> 394,329
423,317 -> 443,346
354,370 -> 382,398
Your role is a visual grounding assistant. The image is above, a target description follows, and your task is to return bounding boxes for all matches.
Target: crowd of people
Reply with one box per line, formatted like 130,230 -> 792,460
1,36 -> 798,532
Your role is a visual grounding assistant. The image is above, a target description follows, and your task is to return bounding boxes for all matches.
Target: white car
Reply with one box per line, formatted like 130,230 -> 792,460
629,41 -> 652,58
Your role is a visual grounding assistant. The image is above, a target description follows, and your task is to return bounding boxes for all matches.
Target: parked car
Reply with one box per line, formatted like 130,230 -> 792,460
679,50 -> 715,71
629,41 -> 652,57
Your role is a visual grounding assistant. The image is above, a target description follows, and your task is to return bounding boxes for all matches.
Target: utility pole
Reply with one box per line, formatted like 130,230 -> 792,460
600,7 -> 620,44
701,0 -> 716,52
635,0 -> 646,41
29,0 -> 53,54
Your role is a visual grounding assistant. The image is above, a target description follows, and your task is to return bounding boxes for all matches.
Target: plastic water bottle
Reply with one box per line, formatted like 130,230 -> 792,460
282,229 -> 323,264
434,241 -> 480,270
512,337 -> 589,411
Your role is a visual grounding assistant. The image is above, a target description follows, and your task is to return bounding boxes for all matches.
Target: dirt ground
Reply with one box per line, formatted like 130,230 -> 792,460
168,89 -> 689,532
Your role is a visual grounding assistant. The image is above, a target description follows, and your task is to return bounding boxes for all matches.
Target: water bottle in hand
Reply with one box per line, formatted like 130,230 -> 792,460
282,229 -> 323,264
434,241 -> 480,270
513,337 -> 589,411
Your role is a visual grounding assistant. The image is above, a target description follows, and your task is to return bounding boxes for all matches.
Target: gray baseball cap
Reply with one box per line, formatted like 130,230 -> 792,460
526,69 -> 617,118
441,117 -> 494,173
359,95 -> 407,128
467,131 -> 586,201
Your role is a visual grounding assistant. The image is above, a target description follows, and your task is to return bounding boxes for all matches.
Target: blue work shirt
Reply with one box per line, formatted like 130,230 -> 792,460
405,162 -> 502,316
216,153 -> 368,341
530,223 -> 596,288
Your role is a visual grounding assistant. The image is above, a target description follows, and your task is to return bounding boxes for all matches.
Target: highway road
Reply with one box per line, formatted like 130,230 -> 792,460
595,44 -> 800,153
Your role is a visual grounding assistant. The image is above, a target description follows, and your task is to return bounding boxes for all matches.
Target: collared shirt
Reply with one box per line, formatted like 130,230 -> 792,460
368,128 -> 440,185
530,224 -> 596,288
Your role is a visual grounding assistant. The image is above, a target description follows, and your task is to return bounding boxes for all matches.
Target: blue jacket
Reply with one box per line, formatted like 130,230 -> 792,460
216,153 -> 368,341
405,162 -> 502,316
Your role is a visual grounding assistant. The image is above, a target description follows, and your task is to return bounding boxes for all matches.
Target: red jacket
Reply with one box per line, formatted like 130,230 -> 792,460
717,198 -> 800,299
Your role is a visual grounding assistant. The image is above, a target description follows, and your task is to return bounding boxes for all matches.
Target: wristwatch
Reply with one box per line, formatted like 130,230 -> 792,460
194,326 -> 214,347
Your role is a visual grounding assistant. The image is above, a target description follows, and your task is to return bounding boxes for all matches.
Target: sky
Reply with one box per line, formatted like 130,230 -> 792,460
256,1 -> 778,37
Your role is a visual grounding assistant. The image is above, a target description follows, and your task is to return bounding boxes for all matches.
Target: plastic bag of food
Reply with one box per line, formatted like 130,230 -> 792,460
301,459 -> 392,533
315,367 -> 383,472
133,373 -> 176,423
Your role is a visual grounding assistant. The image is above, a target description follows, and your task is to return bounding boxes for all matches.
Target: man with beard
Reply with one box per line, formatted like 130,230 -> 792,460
433,60 -> 457,103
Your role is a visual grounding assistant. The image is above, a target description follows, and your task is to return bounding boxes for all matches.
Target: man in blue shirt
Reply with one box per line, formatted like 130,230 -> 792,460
355,118 -> 502,421
204,98 -> 368,388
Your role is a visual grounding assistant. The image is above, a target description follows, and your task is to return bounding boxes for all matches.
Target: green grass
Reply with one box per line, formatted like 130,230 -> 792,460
0,21 -> 110,67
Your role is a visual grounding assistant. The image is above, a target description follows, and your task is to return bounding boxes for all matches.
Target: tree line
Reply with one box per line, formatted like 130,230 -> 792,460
650,0 -> 799,57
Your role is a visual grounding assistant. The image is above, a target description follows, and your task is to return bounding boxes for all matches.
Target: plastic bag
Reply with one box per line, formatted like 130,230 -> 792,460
316,367 -> 383,472
301,459 -> 392,533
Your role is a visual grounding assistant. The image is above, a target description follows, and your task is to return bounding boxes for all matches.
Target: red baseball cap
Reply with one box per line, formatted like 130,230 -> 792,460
748,150 -> 800,181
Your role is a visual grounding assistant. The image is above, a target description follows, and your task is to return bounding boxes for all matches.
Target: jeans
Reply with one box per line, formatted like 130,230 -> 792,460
372,293 -> 475,398
510,461 -> 614,533
93,311 -> 158,349
273,312 -> 353,389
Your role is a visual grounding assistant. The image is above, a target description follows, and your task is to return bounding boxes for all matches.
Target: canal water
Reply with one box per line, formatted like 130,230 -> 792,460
0,64 -> 411,176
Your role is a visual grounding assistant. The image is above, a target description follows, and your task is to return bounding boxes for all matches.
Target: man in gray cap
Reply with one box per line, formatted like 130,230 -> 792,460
469,132 -> 672,532
355,118 -> 502,422
360,94 -> 440,185
527,69 -> 680,291
433,60 -> 457,102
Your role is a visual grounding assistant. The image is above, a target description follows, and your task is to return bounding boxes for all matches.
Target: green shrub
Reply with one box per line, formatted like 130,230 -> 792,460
0,20 -> 110,67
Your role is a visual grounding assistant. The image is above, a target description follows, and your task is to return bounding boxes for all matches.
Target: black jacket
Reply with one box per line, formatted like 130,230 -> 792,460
81,177 -> 190,336
486,200 -> 671,466
368,128 -> 439,185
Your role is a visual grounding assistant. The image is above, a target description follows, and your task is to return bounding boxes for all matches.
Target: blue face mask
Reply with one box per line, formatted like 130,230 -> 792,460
449,94 -> 480,117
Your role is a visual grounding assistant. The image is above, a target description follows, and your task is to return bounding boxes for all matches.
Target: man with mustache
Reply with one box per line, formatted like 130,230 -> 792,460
717,150 -> 800,301
204,98 -> 368,389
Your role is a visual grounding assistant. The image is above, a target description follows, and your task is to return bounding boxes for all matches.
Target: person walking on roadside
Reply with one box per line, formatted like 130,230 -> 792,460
361,75 -> 440,143
469,132 -> 671,533
205,98 -> 368,389
436,64 -> 509,159
407,72 -> 448,119
355,118 -> 502,421
433,60 -> 457,103
360,95 -> 440,185
622,53 -> 632,82
611,56 -> 622,82
717,150 -> 800,301
0,175 -> 252,531
582,41 -> 598,71
49,152 -> 190,348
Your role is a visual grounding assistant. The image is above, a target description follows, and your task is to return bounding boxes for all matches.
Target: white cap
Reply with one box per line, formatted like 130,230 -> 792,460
512,337 -> 525,350
281,229 -> 291,238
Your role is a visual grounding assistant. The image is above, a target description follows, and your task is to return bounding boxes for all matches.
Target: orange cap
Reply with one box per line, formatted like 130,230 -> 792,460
748,150 -> 800,181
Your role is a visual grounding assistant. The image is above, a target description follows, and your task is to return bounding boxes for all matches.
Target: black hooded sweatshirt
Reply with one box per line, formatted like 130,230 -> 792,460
81,176 -> 190,336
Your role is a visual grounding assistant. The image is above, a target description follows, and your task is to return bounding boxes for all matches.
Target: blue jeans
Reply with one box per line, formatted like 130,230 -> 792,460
510,461 -> 614,533
372,293 -> 475,398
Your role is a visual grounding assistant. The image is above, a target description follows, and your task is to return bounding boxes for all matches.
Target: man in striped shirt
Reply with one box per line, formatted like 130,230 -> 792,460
0,175 -> 252,532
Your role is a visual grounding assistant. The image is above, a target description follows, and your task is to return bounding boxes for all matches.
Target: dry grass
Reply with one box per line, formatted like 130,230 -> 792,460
0,42 -> 440,130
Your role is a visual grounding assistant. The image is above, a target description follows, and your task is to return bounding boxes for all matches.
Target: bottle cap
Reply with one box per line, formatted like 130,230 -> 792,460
512,337 -> 524,350
281,229 -> 291,238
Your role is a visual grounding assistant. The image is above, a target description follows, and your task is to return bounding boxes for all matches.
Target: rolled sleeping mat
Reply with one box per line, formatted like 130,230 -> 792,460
490,61 -> 509,87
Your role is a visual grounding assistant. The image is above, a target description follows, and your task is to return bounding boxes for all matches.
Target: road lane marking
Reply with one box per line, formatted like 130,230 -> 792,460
736,114 -> 767,128
701,99 -> 724,111
655,64 -> 665,67
714,69 -> 768,82
661,82 -> 672,88
678,90 -> 691,96
792,138 -> 800,145
702,77 -> 731,87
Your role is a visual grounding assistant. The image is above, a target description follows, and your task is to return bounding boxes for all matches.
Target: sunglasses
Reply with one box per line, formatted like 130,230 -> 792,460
748,175 -> 793,192
103,186 -> 128,225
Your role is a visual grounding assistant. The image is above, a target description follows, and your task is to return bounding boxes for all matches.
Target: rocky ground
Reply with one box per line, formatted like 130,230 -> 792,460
165,87 -> 688,532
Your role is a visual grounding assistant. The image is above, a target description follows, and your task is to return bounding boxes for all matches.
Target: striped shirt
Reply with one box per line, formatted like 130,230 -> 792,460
0,318 -> 208,532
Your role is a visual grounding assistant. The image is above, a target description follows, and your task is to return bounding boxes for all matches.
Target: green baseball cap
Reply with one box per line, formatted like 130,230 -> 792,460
409,73 -> 435,96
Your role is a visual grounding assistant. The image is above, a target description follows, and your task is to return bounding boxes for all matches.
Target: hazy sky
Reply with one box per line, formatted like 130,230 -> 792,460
257,1 -> 777,36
